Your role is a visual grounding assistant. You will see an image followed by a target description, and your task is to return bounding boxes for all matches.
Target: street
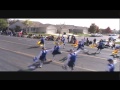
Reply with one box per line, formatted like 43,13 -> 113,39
0,35 -> 119,71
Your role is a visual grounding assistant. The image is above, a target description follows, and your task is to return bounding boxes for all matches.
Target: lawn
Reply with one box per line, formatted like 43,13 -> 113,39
77,33 -> 90,37
115,42 -> 120,44
27,32 -> 56,36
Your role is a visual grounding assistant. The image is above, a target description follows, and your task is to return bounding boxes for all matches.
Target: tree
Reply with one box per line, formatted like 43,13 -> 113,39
105,27 -> 112,34
0,19 -> 8,30
14,25 -> 21,32
88,23 -> 100,33
23,20 -> 33,33
23,20 -> 33,28
95,26 -> 100,33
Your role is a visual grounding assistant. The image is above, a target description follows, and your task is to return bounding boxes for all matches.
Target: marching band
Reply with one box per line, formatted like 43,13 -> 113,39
33,35 -> 118,72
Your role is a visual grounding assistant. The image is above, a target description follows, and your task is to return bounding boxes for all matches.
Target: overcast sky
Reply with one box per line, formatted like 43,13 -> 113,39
10,19 -> 119,30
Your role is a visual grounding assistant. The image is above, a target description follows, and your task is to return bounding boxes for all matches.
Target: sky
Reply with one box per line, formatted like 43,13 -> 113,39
10,19 -> 119,30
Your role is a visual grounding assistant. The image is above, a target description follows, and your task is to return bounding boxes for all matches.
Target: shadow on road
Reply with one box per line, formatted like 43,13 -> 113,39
27,46 -> 39,49
43,61 -> 52,64
17,69 -> 33,72
59,57 -> 67,62
87,52 -> 97,56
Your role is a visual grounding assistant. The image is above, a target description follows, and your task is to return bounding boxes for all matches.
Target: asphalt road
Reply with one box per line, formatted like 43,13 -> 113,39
0,35 -> 119,71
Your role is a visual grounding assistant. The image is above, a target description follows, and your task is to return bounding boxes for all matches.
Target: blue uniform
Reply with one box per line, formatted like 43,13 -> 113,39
61,37 -> 65,44
68,53 -> 77,67
98,42 -> 104,49
40,37 -> 44,44
108,64 -> 115,72
77,42 -> 84,50
52,46 -> 61,55
39,50 -> 47,61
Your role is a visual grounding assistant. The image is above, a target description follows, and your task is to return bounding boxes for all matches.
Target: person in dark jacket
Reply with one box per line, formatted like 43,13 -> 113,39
86,38 -> 89,46
93,38 -> 96,44
67,35 -> 70,43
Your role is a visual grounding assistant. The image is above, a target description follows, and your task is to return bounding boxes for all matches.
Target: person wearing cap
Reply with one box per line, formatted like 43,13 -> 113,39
61,35 -> 66,49
36,47 -> 53,68
51,42 -> 62,61
62,49 -> 81,71
106,58 -> 115,72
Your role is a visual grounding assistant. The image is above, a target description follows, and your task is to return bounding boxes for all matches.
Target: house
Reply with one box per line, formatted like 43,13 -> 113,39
35,24 -> 57,34
26,24 -> 57,34
55,24 -> 74,34
9,20 -> 26,30
70,26 -> 88,34
26,21 -> 43,33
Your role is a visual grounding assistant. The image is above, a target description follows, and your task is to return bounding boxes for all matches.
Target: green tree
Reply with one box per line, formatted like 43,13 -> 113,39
0,19 -> 8,30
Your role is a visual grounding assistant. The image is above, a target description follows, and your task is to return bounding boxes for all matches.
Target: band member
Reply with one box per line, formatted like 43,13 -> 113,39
106,58 -> 115,72
95,40 -> 104,54
76,41 -> 84,50
62,49 -> 81,71
35,47 -> 53,68
40,35 -> 45,47
51,42 -> 62,61
111,41 -> 115,49
61,36 -> 66,49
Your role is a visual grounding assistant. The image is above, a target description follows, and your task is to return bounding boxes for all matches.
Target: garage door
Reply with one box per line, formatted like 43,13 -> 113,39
46,29 -> 57,34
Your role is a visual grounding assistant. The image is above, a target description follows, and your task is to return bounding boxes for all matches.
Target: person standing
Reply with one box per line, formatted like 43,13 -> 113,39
93,38 -> 96,44
61,36 -> 66,49
67,35 -> 70,43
